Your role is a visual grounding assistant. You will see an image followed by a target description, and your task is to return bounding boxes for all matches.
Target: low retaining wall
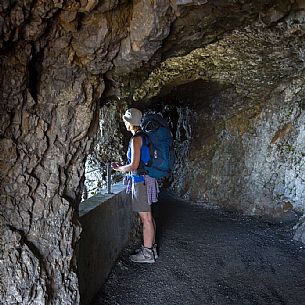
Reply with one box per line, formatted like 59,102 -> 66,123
78,184 -> 136,305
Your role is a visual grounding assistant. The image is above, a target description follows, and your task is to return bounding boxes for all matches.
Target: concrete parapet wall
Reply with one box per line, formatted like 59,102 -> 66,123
78,185 -> 136,305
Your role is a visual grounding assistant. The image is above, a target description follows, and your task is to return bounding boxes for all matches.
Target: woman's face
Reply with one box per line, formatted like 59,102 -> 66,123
124,120 -> 131,131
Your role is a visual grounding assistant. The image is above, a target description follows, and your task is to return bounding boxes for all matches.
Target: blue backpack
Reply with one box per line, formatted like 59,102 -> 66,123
140,113 -> 175,179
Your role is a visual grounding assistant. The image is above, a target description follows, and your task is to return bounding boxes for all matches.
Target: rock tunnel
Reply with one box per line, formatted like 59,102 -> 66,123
1,0 -> 305,304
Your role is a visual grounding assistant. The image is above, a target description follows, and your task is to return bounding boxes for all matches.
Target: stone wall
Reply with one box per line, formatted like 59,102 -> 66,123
171,79 -> 305,221
83,102 -> 128,199
0,42 -> 103,304
78,185 -> 136,305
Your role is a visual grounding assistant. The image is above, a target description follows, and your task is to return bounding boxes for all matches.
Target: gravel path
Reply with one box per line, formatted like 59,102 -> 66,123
92,192 -> 305,305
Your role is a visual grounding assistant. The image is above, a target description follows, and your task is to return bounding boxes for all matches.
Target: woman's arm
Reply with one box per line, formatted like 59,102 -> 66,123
115,136 -> 142,173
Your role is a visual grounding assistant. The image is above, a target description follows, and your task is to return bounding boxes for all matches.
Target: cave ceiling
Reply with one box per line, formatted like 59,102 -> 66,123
1,0 -> 304,105
132,20 -> 305,104
113,0 -> 305,107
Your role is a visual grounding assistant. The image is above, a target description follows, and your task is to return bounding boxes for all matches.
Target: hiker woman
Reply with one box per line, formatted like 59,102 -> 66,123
112,108 -> 158,263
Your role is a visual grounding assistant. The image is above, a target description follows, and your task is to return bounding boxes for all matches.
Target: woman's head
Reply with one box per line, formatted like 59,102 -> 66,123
123,108 -> 142,131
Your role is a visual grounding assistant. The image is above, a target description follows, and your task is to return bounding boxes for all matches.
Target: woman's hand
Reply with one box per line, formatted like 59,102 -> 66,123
112,136 -> 142,173
111,162 -> 121,169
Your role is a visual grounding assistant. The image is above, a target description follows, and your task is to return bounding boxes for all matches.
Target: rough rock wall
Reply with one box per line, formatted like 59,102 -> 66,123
83,101 -> 128,198
1,1 -> 106,304
0,36 -> 103,305
171,80 -> 305,219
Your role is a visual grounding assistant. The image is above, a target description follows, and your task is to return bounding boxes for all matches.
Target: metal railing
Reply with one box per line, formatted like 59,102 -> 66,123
106,163 -> 112,194
82,163 -> 117,200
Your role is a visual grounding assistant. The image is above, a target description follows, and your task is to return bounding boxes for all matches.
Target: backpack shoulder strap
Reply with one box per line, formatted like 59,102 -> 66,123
132,130 -> 149,145
131,130 -> 143,138
130,130 -> 150,175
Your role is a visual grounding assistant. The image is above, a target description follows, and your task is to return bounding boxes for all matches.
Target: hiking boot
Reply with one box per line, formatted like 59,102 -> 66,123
130,247 -> 155,263
134,244 -> 158,260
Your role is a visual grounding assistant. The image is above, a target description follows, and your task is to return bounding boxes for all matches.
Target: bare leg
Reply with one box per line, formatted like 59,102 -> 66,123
152,217 -> 156,245
138,211 -> 155,248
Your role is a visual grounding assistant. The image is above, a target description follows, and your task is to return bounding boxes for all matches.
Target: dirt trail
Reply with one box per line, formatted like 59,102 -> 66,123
93,192 -> 305,305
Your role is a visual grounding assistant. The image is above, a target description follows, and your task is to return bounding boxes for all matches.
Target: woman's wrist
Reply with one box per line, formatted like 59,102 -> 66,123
118,165 -> 128,173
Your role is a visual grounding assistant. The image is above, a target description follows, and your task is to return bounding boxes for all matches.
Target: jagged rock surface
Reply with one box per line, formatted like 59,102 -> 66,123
169,80 -> 305,219
83,101 -> 128,198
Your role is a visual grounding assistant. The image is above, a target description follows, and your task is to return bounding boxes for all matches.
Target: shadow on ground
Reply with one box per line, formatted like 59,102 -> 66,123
92,191 -> 305,305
